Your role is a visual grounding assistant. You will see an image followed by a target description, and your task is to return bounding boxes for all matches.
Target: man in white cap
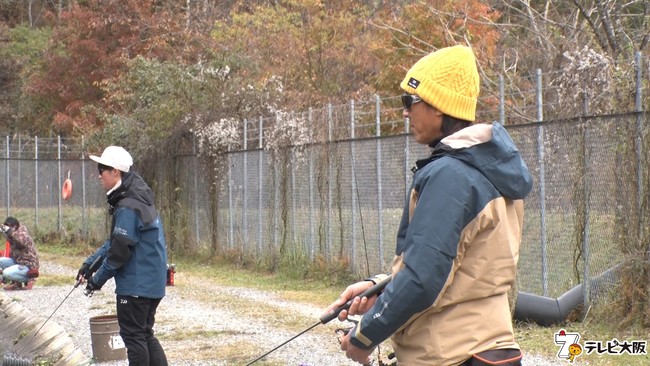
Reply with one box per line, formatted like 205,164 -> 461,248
77,146 -> 168,365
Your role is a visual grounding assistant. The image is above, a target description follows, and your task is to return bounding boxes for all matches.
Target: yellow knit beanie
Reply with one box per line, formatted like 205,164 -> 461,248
400,45 -> 480,122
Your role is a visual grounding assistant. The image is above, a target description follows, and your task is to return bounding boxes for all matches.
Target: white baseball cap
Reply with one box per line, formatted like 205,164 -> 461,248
89,146 -> 133,172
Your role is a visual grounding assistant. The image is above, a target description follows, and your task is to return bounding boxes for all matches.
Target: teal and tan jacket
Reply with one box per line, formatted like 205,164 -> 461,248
350,123 -> 533,365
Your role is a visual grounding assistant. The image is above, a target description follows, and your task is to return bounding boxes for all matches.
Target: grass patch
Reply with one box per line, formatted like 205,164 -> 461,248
157,328 -> 243,341
156,320 -> 288,364
173,255 -> 345,308
35,274 -> 73,287
172,273 -> 320,333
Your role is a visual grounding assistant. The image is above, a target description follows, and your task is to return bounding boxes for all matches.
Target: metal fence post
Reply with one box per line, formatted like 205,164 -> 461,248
375,95 -> 384,272
273,155 -> 279,252
243,119 -> 248,252
404,118 -> 410,204
192,135 -> 199,243
81,136 -> 87,235
308,108 -> 315,261
536,69 -> 548,296
57,135 -> 62,231
258,116 -> 264,256
581,92 -> 591,314
350,99 -> 357,272
228,145 -> 234,250
291,146 -> 296,248
34,136 -> 39,230
327,103 -> 333,261
6,136 -> 9,217
499,74 -> 505,124
635,51 -> 643,218
17,137 -> 21,200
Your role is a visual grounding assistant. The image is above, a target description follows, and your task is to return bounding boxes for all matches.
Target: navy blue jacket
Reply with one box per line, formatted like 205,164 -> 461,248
86,172 -> 167,299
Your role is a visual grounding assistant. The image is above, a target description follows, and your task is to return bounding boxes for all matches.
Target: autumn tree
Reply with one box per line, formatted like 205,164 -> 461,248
19,0 -> 213,137
488,1 -> 649,117
211,0 -> 379,110
363,0 -> 502,129
0,23 -> 51,134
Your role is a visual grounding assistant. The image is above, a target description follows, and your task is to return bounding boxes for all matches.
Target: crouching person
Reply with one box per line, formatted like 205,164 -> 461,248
0,217 -> 39,291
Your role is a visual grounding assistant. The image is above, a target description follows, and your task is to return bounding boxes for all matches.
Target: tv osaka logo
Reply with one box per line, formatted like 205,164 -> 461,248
554,329 -> 647,363
554,329 -> 583,363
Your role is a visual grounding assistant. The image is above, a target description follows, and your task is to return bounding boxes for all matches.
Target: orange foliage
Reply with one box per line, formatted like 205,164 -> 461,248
212,0 -> 378,108
24,0 -> 213,136
368,0 -> 501,95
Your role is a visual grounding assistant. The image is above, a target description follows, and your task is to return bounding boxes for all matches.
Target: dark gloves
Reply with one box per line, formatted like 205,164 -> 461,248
76,256 -> 103,290
84,276 -> 102,297
77,263 -> 90,281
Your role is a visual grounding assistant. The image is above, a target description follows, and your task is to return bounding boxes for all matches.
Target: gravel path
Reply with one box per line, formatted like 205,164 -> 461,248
2,261 -> 562,366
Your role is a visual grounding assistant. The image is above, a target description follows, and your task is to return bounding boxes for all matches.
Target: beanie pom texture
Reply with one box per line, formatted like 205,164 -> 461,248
400,45 -> 480,122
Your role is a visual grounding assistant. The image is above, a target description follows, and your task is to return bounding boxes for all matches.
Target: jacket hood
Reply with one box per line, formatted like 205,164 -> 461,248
107,171 -> 154,208
434,123 -> 533,200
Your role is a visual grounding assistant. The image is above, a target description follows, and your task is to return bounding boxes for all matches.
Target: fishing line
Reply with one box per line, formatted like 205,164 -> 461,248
6,256 -> 102,362
245,276 -> 392,365
349,140 -> 372,278
13,285 -> 77,358
350,140 -> 389,364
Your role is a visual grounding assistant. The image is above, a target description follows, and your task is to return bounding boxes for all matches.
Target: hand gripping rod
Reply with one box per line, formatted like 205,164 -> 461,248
74,255 -> 103,288
245,275 -> 392,366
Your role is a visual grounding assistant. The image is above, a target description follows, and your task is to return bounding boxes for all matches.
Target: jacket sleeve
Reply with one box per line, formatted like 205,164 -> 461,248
8,229 -> 29,251
92,208 -> 139,286
84,240 -> 109,269
350,158 -> 492,350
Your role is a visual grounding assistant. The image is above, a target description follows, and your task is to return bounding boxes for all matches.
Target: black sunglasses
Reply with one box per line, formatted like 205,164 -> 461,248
98,163 -> 113,175
401,94 -> 423,110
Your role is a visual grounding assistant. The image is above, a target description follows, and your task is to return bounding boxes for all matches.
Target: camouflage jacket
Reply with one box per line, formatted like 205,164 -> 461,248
7,225 -> 39,269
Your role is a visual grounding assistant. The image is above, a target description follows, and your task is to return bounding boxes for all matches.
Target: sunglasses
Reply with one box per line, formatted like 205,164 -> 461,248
401,94 -> 423,110
97,163 -> 113,175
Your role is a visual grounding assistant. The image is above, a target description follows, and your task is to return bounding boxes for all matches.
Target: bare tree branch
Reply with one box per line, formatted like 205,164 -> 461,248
594,0 -> 620,55
569,0 -> 614,55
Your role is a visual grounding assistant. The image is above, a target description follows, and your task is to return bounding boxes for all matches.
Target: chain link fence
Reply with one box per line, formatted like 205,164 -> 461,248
1,64 -> 648,310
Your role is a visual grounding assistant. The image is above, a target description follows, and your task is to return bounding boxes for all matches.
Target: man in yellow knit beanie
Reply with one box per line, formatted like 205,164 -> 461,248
324,45 -> 532,365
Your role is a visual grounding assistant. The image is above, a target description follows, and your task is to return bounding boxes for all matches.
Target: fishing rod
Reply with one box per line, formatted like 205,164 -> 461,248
3,256 -> 102,366
245,275 -> 392,366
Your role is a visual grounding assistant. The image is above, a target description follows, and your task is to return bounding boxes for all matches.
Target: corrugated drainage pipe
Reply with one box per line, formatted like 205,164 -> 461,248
514,285 -> 583,326
513,265 -> 621,326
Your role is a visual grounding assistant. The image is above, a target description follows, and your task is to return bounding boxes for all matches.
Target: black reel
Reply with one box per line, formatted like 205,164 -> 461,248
334,325 -> 396,366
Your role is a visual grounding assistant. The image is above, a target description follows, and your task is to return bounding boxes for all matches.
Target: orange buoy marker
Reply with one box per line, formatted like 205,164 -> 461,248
62,173 -> 72,201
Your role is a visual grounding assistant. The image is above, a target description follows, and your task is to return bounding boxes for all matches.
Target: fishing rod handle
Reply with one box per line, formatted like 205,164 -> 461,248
319,275 -> 392,324
74,255 -> 102,288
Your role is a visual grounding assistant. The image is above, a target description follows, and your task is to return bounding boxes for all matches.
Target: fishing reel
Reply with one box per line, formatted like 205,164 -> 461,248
75,256 -> 103,297
334,317 -> 396,366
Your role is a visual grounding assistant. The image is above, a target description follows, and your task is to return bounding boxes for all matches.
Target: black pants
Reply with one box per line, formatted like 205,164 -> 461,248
116,295 -> 168,366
